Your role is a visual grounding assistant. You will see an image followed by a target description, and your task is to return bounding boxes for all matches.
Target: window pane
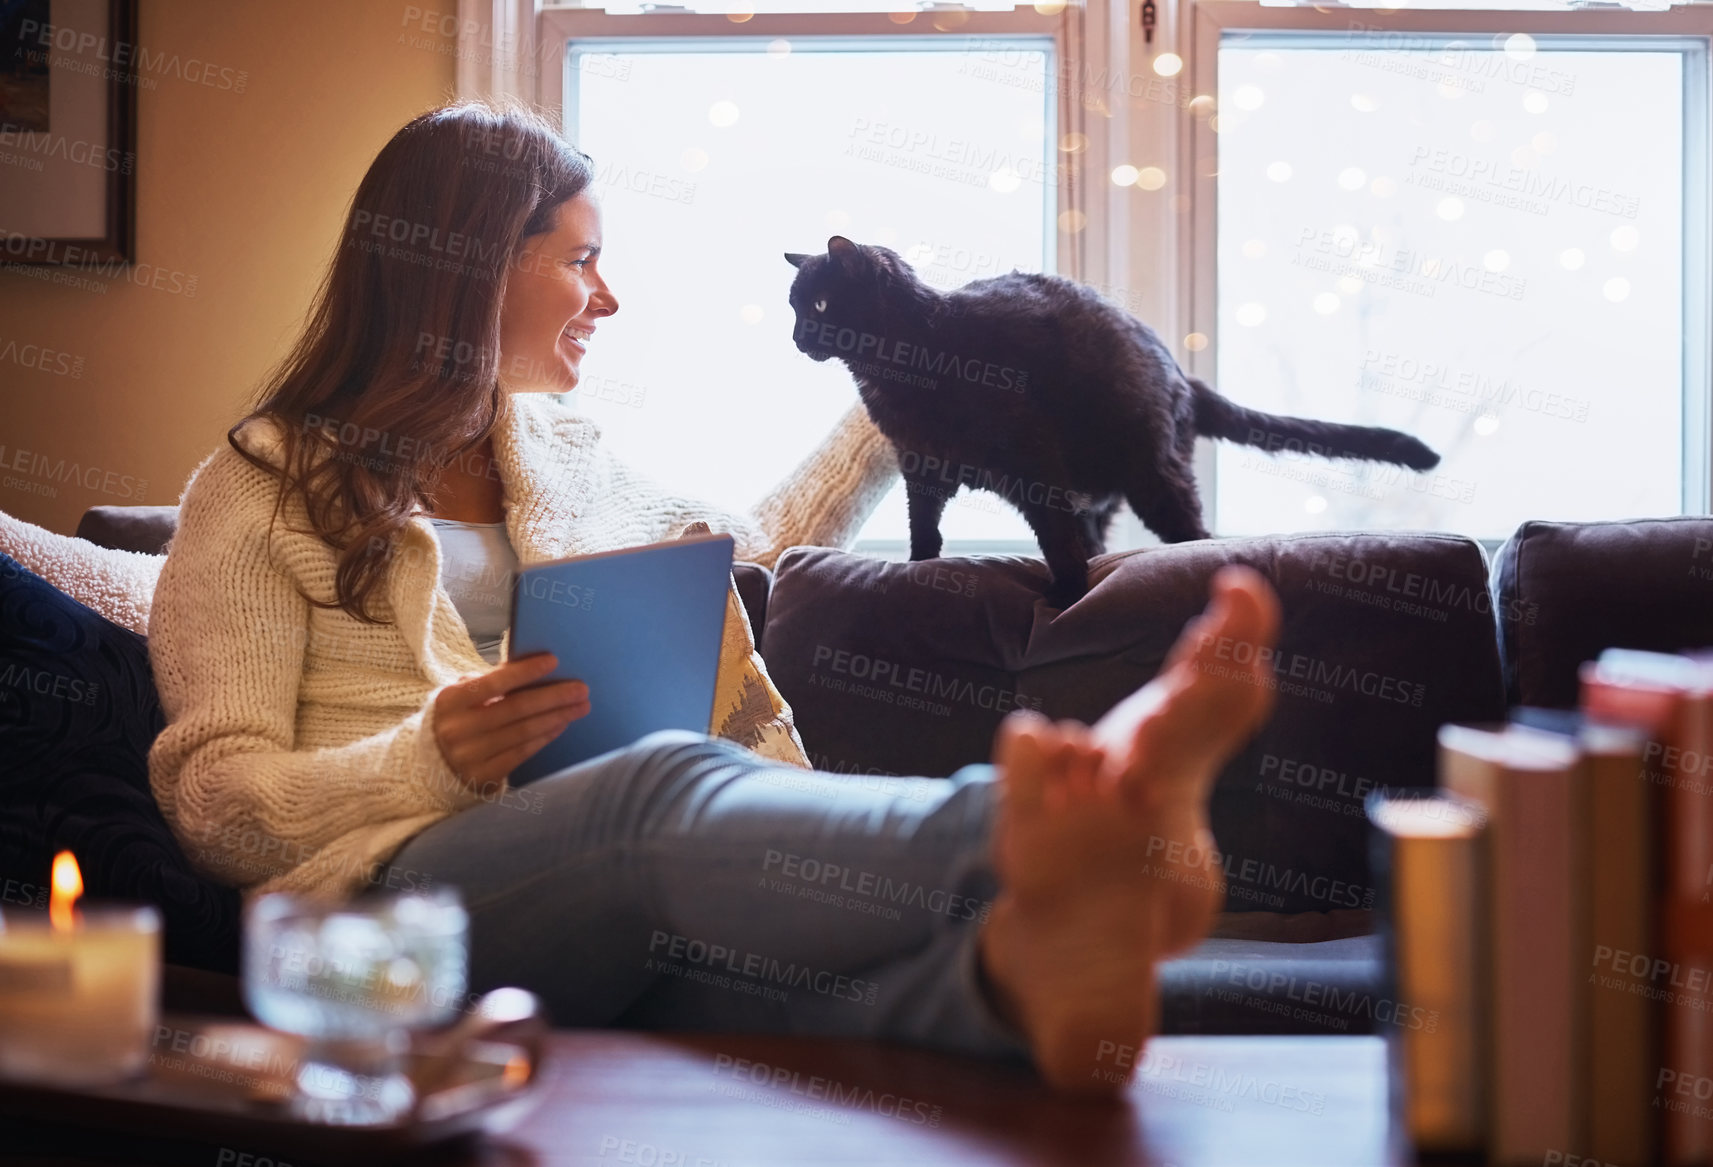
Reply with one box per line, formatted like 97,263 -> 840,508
569,40 -> 1052,545
1214,38 -> 1690,539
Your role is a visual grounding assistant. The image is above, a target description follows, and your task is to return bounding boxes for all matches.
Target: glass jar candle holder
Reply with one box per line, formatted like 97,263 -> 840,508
0,904 -> 162,1087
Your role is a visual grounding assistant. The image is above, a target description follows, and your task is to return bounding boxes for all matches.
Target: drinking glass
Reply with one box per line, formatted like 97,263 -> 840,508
242,887 -> 469,1125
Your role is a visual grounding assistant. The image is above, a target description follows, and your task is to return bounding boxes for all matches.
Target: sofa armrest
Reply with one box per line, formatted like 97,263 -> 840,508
76,505 -> 180,555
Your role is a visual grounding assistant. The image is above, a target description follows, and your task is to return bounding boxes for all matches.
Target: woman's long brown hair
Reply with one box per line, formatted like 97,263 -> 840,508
230,103 -> 594,623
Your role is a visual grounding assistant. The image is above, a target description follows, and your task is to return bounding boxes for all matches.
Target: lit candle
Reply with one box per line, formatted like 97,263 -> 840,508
0,851 -> 161,1086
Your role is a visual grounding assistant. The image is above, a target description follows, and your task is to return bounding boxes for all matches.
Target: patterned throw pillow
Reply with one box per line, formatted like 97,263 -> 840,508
0,554 -> 241,971
680,523 -> 810,768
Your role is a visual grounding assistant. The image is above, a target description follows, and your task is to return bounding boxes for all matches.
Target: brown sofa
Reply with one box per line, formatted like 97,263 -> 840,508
69,506 -> 1713,1035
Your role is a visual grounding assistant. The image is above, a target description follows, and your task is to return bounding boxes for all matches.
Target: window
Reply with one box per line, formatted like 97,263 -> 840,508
546,7 -> 1065,553
1188,5 -> 1712,540
518,0 -> 1713,549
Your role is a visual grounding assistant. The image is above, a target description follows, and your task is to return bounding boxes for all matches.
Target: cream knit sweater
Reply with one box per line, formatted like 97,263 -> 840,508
0,396 -> 898,900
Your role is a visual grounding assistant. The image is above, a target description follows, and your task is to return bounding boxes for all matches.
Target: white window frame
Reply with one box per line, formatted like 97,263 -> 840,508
1180,2 -> 1713,534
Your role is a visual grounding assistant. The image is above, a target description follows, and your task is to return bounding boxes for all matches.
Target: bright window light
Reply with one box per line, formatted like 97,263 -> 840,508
566,38 -> 1054,547
1213,35 -> 1701,539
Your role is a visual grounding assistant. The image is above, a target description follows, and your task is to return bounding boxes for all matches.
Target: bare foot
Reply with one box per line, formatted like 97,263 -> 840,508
979,566 -> 1281,1094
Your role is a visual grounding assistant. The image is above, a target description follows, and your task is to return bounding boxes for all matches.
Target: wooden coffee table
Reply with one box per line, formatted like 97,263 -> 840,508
1,1032 -> 1399,1166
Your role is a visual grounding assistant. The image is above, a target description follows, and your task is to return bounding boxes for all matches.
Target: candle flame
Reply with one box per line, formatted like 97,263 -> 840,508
50,851 -> 82,931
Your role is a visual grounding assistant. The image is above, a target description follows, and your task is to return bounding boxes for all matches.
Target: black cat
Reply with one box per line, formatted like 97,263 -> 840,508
785,236 -> 1440,608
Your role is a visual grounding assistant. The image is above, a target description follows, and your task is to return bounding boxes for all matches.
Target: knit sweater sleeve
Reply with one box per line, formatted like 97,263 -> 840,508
0,509 -> 162,635
625,403 -> 898,570
146,452 -> 478,891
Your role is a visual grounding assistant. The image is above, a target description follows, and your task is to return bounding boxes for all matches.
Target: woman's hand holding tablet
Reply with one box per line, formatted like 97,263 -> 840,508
432,654 -> 591,787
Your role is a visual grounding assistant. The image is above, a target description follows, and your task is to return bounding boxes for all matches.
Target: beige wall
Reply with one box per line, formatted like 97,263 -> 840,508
0,0 -> 456,534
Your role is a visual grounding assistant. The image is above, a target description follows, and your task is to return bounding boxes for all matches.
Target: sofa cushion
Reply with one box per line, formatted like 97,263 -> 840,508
0,554 -> 240,972
1494,517 -> 1713,708
761,536 -> 1506,913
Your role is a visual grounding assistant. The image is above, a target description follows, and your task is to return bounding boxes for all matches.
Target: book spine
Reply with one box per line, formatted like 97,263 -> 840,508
1390,816 -> 1485,1151
1662,697 -> 1713,1167
1582,676 -> 1713,1165
1587,747 -> 1658,1166
1493,766 -> 1578,1162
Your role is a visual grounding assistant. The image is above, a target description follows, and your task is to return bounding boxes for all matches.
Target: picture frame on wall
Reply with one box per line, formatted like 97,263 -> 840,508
0,0 -> 138,266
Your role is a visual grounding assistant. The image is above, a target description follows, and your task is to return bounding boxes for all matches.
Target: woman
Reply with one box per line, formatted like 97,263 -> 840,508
143,103 -> 1281,1093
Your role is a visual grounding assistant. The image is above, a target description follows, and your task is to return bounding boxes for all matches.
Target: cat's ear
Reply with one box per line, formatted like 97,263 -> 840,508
827,235 -> 864,276
784,252 -> 809,268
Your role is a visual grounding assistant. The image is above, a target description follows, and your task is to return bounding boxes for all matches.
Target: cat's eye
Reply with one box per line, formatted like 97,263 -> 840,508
814,298 -> 827,313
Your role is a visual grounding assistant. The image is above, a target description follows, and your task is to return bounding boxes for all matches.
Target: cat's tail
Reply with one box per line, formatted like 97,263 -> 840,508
1189,379 -> 1440,470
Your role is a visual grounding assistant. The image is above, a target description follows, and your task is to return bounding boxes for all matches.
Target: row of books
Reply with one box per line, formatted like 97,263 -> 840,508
1377,649 -> 1713,1166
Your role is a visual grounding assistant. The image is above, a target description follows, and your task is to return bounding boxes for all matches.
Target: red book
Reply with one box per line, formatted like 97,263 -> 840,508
1582,650 -> 1713,1167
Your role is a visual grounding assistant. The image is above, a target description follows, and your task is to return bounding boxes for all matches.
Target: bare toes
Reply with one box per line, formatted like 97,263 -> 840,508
996,711 -> 1056,814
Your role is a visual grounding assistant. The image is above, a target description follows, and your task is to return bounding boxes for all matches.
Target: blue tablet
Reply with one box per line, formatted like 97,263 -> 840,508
507,532 -> 734,783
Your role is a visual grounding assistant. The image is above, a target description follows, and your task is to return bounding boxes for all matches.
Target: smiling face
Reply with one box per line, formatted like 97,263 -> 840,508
497,192 -> 618,392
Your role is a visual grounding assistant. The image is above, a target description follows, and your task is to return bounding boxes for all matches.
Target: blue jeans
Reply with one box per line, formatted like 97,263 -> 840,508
382,730 -> 1030,1063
